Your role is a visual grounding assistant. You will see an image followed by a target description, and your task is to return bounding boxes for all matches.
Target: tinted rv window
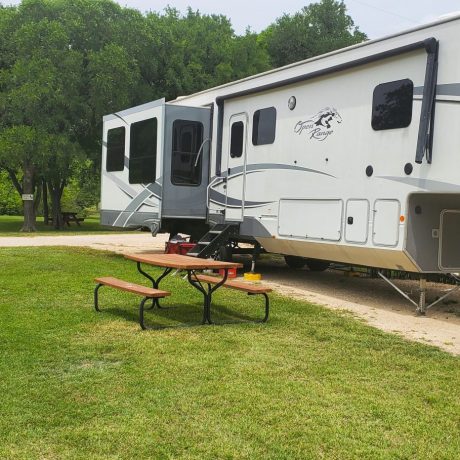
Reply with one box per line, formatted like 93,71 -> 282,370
106,127 -> 125,172
230,121 -> 244,158
171,120 -> 204,186
252,107 -> 276,145
372,79 -> 413,130
129,118 -> 157,184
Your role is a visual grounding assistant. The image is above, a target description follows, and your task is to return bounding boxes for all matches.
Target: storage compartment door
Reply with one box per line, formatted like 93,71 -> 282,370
372,199 -> 400,246
278,199 -> 343,241
345,200 -> 369,244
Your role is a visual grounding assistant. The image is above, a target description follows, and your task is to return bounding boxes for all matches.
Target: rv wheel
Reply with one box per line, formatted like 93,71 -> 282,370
284,255 -> 306,269
306,259 -> 330,272
217,245 -> 233,262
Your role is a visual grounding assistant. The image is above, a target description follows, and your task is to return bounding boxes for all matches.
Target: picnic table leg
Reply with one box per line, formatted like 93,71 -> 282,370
206,269 -> 229,324
188,269 -> 229,324
94,283 -> 103,311
187,270 -> 210,324
136,262 -> 173,309
248,292 -> 270,322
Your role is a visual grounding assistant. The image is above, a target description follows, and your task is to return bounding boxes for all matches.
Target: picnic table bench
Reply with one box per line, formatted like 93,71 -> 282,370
194,274 -> 271,323
94,276 -> 171,330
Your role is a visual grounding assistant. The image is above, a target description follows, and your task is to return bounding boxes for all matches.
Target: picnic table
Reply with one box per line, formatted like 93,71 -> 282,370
48,211 -> 85,227
61,212 -> 84,226
123,253 -> 242,326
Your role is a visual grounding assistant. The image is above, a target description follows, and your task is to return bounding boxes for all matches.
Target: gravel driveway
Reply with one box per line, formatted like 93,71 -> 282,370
2,232 -> 459,355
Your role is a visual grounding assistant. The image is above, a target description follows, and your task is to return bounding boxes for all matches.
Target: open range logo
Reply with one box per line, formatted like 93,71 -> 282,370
294,107 -> 342,141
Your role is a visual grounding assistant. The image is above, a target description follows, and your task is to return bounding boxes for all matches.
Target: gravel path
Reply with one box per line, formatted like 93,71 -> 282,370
0,233 -> 169,253
2,232 -> 459,355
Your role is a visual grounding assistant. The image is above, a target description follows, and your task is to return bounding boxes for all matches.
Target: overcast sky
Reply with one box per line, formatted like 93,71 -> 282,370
2,0 -> 460,39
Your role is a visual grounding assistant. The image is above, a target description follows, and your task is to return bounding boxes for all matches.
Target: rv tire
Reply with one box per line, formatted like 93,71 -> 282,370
218,245 -> 233,262
284,255 -> 306,269
306,259 -> 330,272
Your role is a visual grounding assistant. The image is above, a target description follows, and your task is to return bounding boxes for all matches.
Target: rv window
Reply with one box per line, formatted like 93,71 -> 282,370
252,107 -> 276,145
171,120 -> 204,186
230,121 -> 244,158
372,79 -> 413,130
129,117 -> 157,184
106,127 -> 126,172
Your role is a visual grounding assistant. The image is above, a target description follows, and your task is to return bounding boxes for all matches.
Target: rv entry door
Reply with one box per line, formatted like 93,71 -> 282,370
225,112 -> 248,221
162,105 -> 212,219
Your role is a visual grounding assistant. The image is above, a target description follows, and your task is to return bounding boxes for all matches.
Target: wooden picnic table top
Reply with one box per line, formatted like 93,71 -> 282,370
124,253 -> 243,270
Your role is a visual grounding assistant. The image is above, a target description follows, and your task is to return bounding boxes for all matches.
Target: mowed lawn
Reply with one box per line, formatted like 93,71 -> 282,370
0,247 -> 459,459
0,215 -> 137,236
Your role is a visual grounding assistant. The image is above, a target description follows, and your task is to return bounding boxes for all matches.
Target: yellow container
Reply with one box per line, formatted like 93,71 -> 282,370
244,272 -> 262,281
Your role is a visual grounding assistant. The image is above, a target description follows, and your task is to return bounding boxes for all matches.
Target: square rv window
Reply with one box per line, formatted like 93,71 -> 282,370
106,127 -> 125,172
372,79 -> 413,130
252,107 -> 276,145
230,121 -> 244,158
171,120 -> 204,186
129,117 -> 157,184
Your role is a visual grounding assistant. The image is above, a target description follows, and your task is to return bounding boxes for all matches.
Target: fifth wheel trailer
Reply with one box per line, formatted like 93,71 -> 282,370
101,14 -> 460,309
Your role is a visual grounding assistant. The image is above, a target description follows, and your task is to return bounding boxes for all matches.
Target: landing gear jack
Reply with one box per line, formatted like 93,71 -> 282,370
377,272 -> 460,315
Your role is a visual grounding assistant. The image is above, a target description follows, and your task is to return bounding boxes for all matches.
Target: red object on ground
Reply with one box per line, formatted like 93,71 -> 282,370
164,241 -> 196,255
219,267 -> 237,278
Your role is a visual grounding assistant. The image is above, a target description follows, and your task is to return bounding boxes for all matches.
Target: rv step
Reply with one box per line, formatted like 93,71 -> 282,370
187,224 -> 239,259
199,237 -> 217,244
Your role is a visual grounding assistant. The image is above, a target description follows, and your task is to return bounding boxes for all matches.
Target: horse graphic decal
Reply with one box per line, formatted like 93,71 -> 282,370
294,107 -> 342,141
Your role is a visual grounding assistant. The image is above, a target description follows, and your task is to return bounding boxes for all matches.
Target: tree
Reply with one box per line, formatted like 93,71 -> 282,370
0,0 -> 142,229
144,8 -> 270,100
261,0 -> 367,68
0,7 -> 86,230
0,126 -> 45,231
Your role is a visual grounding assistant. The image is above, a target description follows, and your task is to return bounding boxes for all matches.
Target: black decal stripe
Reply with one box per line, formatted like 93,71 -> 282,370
211,163 -> 335,184
378,176 -> 460,192
209,189 -> 272,208
414,83 -> 460,97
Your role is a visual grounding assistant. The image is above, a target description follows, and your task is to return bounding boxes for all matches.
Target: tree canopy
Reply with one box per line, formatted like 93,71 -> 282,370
261,0 -> 367,67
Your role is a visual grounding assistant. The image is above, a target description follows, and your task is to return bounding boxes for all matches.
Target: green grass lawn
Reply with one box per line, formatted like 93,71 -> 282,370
0,215 -> 138,236
0,247 -> 459,459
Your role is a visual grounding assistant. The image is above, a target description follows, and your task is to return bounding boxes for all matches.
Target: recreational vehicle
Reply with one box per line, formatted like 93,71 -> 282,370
101,14 -> 460,311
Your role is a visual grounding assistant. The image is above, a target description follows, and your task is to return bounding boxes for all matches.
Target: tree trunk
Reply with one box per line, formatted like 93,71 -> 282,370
33,180 -> 42,215
42,179 -> 50,225
49,180 -> 65,229
6,167 -> 23,196
20,163 -> 37,232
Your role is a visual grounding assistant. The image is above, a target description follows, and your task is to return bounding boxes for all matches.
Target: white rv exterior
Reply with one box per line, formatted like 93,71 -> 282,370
101,14 -> 460,274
